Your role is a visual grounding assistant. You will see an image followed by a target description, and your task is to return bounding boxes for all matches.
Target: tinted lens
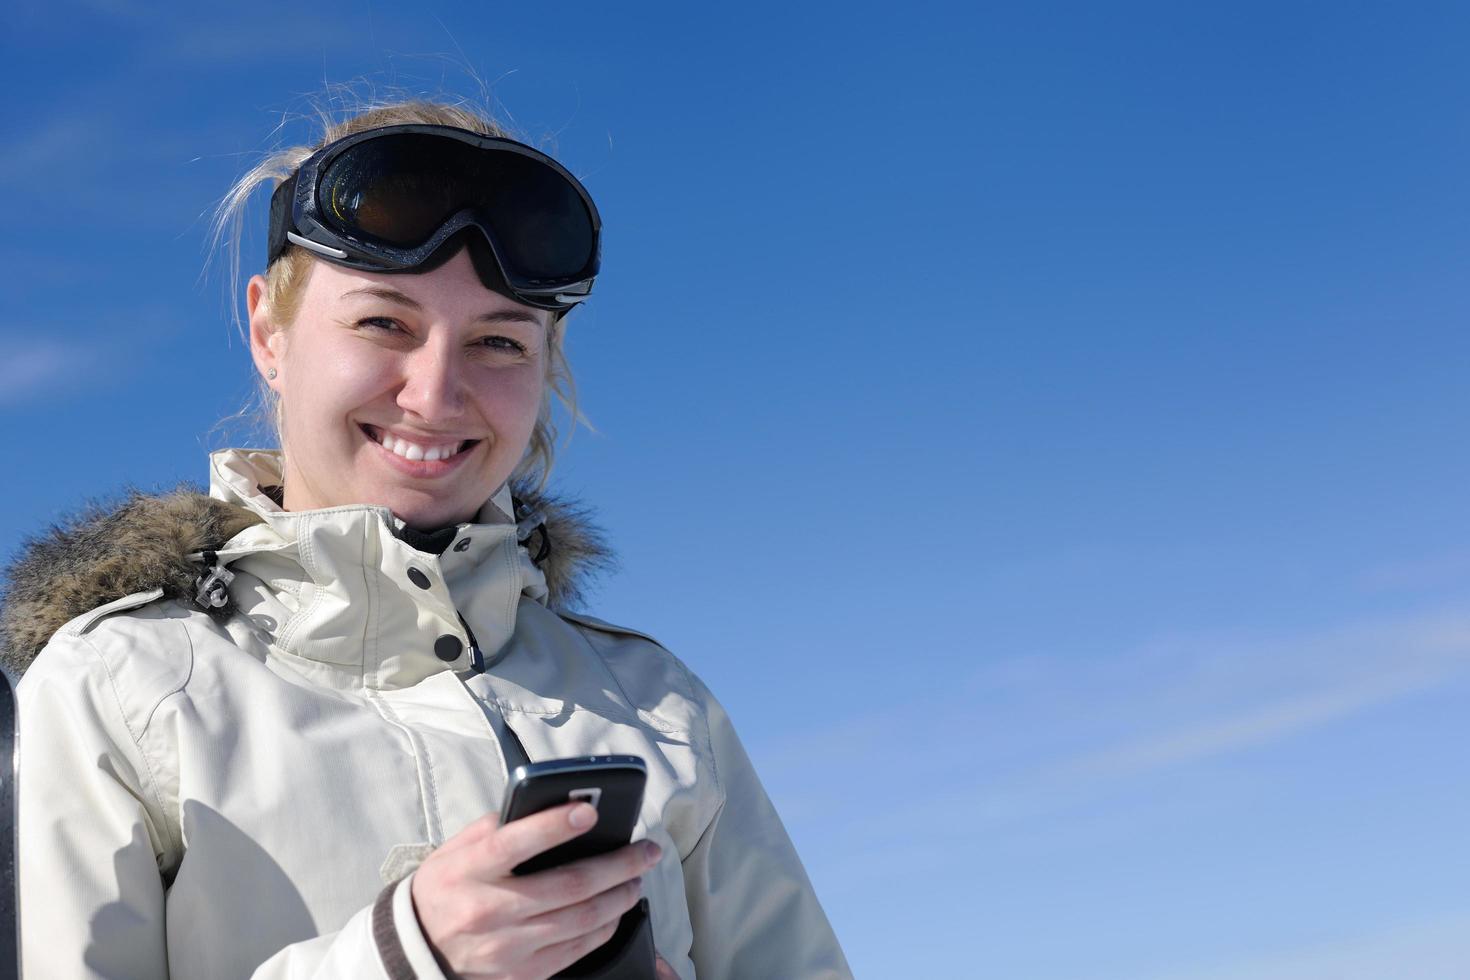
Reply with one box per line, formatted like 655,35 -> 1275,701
317,133 -> 596,281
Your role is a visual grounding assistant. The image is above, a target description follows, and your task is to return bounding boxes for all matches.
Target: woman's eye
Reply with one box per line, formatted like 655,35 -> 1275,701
478,335 -> 528,354
358,317 -> 405,333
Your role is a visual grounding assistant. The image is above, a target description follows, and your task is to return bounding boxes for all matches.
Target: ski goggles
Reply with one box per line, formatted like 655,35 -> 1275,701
267,124 -> 601,312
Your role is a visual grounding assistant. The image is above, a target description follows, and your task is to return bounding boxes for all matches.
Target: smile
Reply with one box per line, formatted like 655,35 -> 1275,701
359,424 -> 481,475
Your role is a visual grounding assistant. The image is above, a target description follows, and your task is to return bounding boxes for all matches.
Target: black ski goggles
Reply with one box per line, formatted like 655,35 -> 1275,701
267,124 -> 601,313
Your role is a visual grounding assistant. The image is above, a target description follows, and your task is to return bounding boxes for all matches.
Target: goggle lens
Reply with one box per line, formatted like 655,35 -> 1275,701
317,133 -> 597,282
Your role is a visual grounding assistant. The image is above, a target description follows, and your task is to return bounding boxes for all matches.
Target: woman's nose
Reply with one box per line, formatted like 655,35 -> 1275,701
396,343 -> 466,421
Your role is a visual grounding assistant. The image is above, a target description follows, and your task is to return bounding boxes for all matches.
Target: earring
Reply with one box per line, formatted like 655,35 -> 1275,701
267,368 -> 277,380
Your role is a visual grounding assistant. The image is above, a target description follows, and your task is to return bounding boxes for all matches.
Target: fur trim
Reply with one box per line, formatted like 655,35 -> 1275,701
0,487 -> 261,677
0,481 -> 612,677
511,484 -> 615,613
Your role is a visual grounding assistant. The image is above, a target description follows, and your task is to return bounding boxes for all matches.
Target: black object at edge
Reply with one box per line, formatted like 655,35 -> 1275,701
0,670 -> 18,980
555,898 -> 656,980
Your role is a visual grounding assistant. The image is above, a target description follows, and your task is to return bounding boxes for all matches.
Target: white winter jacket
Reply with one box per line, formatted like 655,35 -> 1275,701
4,448 -> 850,979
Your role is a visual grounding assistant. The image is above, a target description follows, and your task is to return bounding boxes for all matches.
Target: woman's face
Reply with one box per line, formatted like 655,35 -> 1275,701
247,248 -> 549,530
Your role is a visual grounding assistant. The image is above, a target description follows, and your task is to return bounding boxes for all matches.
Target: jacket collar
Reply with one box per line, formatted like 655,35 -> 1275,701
207,449 -> 541,689
0,448 -> 613,679
207,448 -> 521,536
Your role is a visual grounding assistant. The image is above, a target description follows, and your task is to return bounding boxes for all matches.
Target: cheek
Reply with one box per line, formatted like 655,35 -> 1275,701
477,366 -> 545,441
277,352 -> 393,464
286,339 -> 396,424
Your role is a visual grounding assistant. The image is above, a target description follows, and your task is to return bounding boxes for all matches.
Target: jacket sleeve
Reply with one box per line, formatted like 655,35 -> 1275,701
249,873 -> 448,979
16,630 -> 449,980
679,672 -> 853,980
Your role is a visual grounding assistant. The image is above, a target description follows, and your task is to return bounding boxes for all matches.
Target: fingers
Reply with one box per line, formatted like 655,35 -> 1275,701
415,807 -> 668,980
466,801 -> 598,875
533,925 -> 622,978
526,890 -> 635,979
510,838 -> 662,920
520,876 -> 642,949
448,803 -> 660,913
655,954 -> 681,980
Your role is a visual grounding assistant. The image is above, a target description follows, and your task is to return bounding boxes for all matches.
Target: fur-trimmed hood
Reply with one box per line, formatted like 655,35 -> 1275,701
0,458 -> 612,677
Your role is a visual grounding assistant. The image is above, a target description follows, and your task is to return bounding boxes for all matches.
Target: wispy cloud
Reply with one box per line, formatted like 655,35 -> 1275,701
1356,549 -> 1470,593
1143,906 -> 1470,980
0,338 -> 122,406
0,117 -> 108,186
1053,612 -> 1470,781
0,342 -> 83,404
778,600 -> 1470,980
762,603 -> 1470,840
155,14 -> 369,67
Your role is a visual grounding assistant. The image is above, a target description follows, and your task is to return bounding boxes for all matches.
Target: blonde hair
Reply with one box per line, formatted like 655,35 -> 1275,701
209,95 -> 581,486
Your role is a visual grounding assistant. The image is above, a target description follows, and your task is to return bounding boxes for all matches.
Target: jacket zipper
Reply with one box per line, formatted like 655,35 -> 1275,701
457,612 -> 486,673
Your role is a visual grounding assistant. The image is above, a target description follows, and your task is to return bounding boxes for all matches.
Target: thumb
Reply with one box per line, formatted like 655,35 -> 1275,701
654,953 -> 679,980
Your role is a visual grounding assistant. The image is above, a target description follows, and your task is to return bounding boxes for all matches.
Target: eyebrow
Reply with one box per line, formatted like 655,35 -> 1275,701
340,286 -> 544,326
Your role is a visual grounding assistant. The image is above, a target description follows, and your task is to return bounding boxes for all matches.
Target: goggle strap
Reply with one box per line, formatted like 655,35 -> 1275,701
266,172 -> 298,267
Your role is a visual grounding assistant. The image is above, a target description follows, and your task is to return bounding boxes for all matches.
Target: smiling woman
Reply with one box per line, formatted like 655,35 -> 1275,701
0,96 -> 852,979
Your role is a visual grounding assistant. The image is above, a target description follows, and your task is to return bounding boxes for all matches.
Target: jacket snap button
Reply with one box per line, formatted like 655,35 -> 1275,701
434,635 -> 463,661
454,538 -> 471,552
407,567 -> 432,589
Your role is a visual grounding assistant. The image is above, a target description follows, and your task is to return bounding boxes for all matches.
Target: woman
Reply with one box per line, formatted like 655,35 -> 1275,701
0,99 -> 851,979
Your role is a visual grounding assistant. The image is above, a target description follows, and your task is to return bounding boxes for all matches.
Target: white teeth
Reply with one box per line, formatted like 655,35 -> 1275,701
371,427 -> 461,462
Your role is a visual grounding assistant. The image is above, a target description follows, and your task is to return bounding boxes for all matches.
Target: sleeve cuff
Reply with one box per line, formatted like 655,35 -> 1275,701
372,872 -> 450,980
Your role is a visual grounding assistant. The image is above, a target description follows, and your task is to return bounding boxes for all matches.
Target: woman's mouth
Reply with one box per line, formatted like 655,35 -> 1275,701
360,424 -> 481,475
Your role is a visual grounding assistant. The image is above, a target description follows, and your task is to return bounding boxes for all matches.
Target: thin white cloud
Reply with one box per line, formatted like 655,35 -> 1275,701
1,342 -> 67,387
1142,906 -> 1470,980
0,117 -> 106,185
759,604 -> 1470,840
0,340 -> 108,405
1356,549 -> 1470,593
156,14 -> 371,67
1055,614 -> 1470,781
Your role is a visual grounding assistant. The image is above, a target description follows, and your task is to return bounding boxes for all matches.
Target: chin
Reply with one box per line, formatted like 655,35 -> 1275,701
395,504 -> 476,531
373,490 -> 475,532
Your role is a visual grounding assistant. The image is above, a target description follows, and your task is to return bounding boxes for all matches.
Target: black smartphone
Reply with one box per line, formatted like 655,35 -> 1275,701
500,755 -> 647,876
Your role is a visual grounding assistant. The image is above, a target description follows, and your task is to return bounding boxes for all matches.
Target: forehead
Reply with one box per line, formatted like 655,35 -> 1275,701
303,251 -> 549,327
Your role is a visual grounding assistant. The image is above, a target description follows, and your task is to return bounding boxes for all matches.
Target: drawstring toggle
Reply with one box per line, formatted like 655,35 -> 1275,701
194,550 -> 235,609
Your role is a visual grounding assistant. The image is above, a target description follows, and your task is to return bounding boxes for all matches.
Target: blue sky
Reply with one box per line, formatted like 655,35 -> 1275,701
5,1 -> 1470,976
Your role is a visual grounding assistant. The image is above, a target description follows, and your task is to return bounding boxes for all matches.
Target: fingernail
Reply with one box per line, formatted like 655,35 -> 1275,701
569,804 -> 597,829
644,841 -> 662,863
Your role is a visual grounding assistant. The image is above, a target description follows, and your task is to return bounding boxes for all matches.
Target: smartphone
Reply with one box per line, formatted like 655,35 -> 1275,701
500,755 -> 647,876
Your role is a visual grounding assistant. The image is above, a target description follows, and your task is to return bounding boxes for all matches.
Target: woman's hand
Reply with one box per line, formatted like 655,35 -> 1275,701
410,801 -> 661,980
